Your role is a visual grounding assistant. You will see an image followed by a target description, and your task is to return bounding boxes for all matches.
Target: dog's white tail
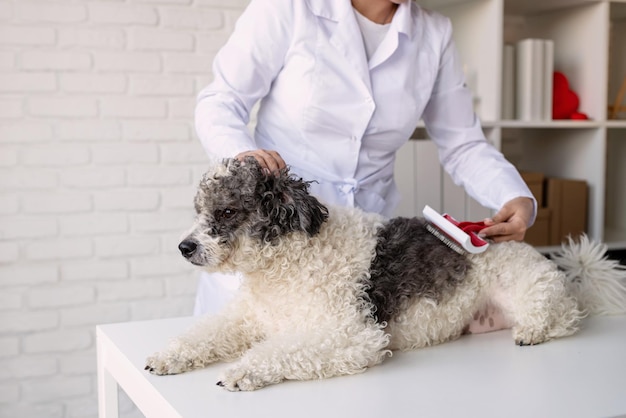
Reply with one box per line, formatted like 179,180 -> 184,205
550,235 -> 626,315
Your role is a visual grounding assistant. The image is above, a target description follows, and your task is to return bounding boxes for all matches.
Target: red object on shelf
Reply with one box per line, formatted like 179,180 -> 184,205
553,71 -> 588,120
570,112 -> 588,120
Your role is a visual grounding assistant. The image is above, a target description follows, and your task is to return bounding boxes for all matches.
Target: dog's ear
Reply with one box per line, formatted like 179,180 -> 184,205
254,165 -> 329,243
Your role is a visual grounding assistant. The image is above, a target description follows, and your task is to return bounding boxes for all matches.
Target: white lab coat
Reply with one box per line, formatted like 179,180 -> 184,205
193,0 -> 535,315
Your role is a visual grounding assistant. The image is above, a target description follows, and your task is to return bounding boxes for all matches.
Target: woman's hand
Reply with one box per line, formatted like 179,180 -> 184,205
235,149 -> 286,174
479,197 -> 535,243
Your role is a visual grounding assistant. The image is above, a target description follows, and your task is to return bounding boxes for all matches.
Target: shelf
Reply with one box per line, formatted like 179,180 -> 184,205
401,0 -> 624,245
413,120 -> 608,132
497,120 -> 603,129
420,0 -> 478,10
606,121 -> 626,128
504,0 -> 599,16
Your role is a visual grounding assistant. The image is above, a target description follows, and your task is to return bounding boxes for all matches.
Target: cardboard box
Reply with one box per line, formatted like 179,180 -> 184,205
525,207 -> 551,247
520,171 -> 545,207
546,178 -> 588,245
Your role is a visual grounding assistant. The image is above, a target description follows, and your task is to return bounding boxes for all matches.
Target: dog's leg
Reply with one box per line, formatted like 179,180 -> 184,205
497,261 -> 582,346
145,313 -> 259,375
466,243 -> 582,346
217,328 -> 389,391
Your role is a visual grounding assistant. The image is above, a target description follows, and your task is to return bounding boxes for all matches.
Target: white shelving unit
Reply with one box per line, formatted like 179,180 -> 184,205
395,0 -> 626,250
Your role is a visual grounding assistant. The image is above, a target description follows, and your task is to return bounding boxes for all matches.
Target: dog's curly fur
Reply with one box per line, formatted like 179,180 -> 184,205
146,157 -> 626,391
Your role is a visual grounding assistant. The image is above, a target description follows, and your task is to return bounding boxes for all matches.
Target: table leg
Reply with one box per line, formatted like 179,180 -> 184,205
97,337 -> 119,418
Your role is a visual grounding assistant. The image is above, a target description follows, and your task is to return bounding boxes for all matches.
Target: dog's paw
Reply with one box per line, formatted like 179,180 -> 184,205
145,351 -> 191,376
217,366 -> 281,391
512,327 -> 547,346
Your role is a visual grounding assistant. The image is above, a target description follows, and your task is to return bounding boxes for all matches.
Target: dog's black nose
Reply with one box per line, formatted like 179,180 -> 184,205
178,240 -> 197,258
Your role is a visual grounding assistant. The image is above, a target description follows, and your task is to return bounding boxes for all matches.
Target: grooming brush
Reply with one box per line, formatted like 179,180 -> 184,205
422,205 -> 489,255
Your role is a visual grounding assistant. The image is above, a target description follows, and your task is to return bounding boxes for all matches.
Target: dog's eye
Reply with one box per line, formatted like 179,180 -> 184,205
220,208 -> 236,219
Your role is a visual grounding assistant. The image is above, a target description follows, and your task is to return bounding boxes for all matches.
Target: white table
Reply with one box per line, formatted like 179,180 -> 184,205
97,315 -> 626,418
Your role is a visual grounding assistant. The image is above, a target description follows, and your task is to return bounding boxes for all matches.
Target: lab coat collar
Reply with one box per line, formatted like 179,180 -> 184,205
369,0 -> 424,70
306,1 -> 422,72
305,0 -> 348,21
380,0 -> 408,38
305,0 -> 418,39
307,0 -> 372,94
368,1 -> 416,69
388,2 -> 424,47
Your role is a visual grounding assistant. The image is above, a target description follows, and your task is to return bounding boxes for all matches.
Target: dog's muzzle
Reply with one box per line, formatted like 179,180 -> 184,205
178,239 -> 198,259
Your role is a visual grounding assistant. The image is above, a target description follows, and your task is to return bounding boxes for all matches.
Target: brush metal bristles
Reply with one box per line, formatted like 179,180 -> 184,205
425,222 -> 466,255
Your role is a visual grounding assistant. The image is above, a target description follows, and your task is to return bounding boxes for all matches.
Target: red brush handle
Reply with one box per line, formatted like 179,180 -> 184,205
443,214 -> 488,247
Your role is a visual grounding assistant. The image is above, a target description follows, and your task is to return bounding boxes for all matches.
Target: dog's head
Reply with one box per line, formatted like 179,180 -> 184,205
178,157 -> 329,271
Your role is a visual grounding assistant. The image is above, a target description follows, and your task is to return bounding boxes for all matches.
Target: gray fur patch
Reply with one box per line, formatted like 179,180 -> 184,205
366,217 -> 470,324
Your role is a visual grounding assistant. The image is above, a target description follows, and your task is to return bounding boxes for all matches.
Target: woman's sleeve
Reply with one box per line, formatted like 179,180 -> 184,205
422,18 -> 536,223
195,0 -> 294,159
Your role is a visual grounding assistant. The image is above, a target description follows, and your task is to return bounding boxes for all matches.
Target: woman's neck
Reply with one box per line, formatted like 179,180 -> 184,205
351,0 -> 398,25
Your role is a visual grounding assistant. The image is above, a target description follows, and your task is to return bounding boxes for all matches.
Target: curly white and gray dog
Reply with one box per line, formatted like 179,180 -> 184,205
146,157 -> 626,391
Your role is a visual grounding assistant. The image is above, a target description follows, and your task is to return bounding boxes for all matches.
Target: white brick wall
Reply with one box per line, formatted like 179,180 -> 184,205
0,0 -> 248,416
